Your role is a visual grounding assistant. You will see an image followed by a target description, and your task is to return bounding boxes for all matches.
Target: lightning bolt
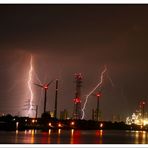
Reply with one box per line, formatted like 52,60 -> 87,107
27,55 -> 34,116
81,65 -> 107,119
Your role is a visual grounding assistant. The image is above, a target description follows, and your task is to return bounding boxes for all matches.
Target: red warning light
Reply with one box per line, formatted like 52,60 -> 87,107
75,73 -> 82,80
142,101 -> 145,105
96,93 -> 101,97
44,85 -> 48,89
73,98 -> 81,103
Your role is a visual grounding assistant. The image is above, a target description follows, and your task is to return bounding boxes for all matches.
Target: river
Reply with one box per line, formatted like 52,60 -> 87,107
0,129 -> 147,144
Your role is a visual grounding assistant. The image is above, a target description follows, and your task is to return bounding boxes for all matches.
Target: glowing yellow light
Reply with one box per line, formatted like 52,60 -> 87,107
31,130 -> 35,135
16,130 -> 18,135
48,122 -> 52,126
143,119 -> 148,126
58,129 -> 61,135
58,123 -> 62,127
48,129 -> 51,135
32,119 -> 35,123
100,130 -> 103,136
100,123 -> 103,128
71,121 -> 75,126
16,122 -> 19,130
71,129 -> 74,136
31,130 -> 35,144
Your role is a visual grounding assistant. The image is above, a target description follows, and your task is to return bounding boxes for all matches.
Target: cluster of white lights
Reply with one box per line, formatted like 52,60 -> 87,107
126,111 -> 148,126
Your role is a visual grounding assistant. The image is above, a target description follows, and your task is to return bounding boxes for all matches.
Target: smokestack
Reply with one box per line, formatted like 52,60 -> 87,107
54,79 -> 58,119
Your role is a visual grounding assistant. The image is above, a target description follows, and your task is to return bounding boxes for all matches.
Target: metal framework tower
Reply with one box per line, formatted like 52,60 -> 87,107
73,73 -> 82,119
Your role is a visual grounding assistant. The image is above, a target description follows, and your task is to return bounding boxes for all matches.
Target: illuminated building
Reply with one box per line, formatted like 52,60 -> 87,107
126,101 -> 147,126
50,112 -> 54,118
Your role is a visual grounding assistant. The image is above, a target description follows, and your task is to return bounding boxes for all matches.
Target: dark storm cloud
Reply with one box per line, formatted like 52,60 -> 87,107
0,5 -> 148,120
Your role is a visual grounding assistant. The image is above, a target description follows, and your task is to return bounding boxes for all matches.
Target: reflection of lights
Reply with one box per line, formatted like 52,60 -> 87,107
48,129 -> 51,135
58,129 -> 61,135
28,130 -> 32,134
24,130 -> 27,134
71,129 -> 74,136
135,131 -> 147,144
16,122 -> 19,130
70,129 -> 74,144
16,130 -> 18,135
100,123 -> 103,128
31,130 -> 35,144
143,131 -> 146,134
142,131 -> 146,144
96,130 -> 103,136
31,130 -> 35,135
135,131 -> 139,144
100,130 -> 103,136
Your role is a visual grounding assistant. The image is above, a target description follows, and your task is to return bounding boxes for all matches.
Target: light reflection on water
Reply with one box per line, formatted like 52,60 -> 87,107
3,129 -> 147,144
135,131 -> 147,144
70,129 -> 81,144
57,129 -> 61,144
30,130 -> 35,144
95,130 -> 103,144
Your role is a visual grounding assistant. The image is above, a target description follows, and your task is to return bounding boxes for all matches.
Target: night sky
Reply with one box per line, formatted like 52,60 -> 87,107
0,4 -> 148,120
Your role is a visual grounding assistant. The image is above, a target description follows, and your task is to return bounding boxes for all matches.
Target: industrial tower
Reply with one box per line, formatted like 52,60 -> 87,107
92,92 -> 101,121
54,79 -> 59,119
73,73 -> 82,119
95,92 -> 101,121
140,100 -> 146,125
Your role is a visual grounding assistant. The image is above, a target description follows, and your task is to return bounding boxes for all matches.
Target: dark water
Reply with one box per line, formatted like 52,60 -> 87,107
0,129 -> 148,144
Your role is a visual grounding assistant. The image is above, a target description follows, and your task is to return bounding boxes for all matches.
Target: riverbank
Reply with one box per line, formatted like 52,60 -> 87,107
0,115 -> 148,131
